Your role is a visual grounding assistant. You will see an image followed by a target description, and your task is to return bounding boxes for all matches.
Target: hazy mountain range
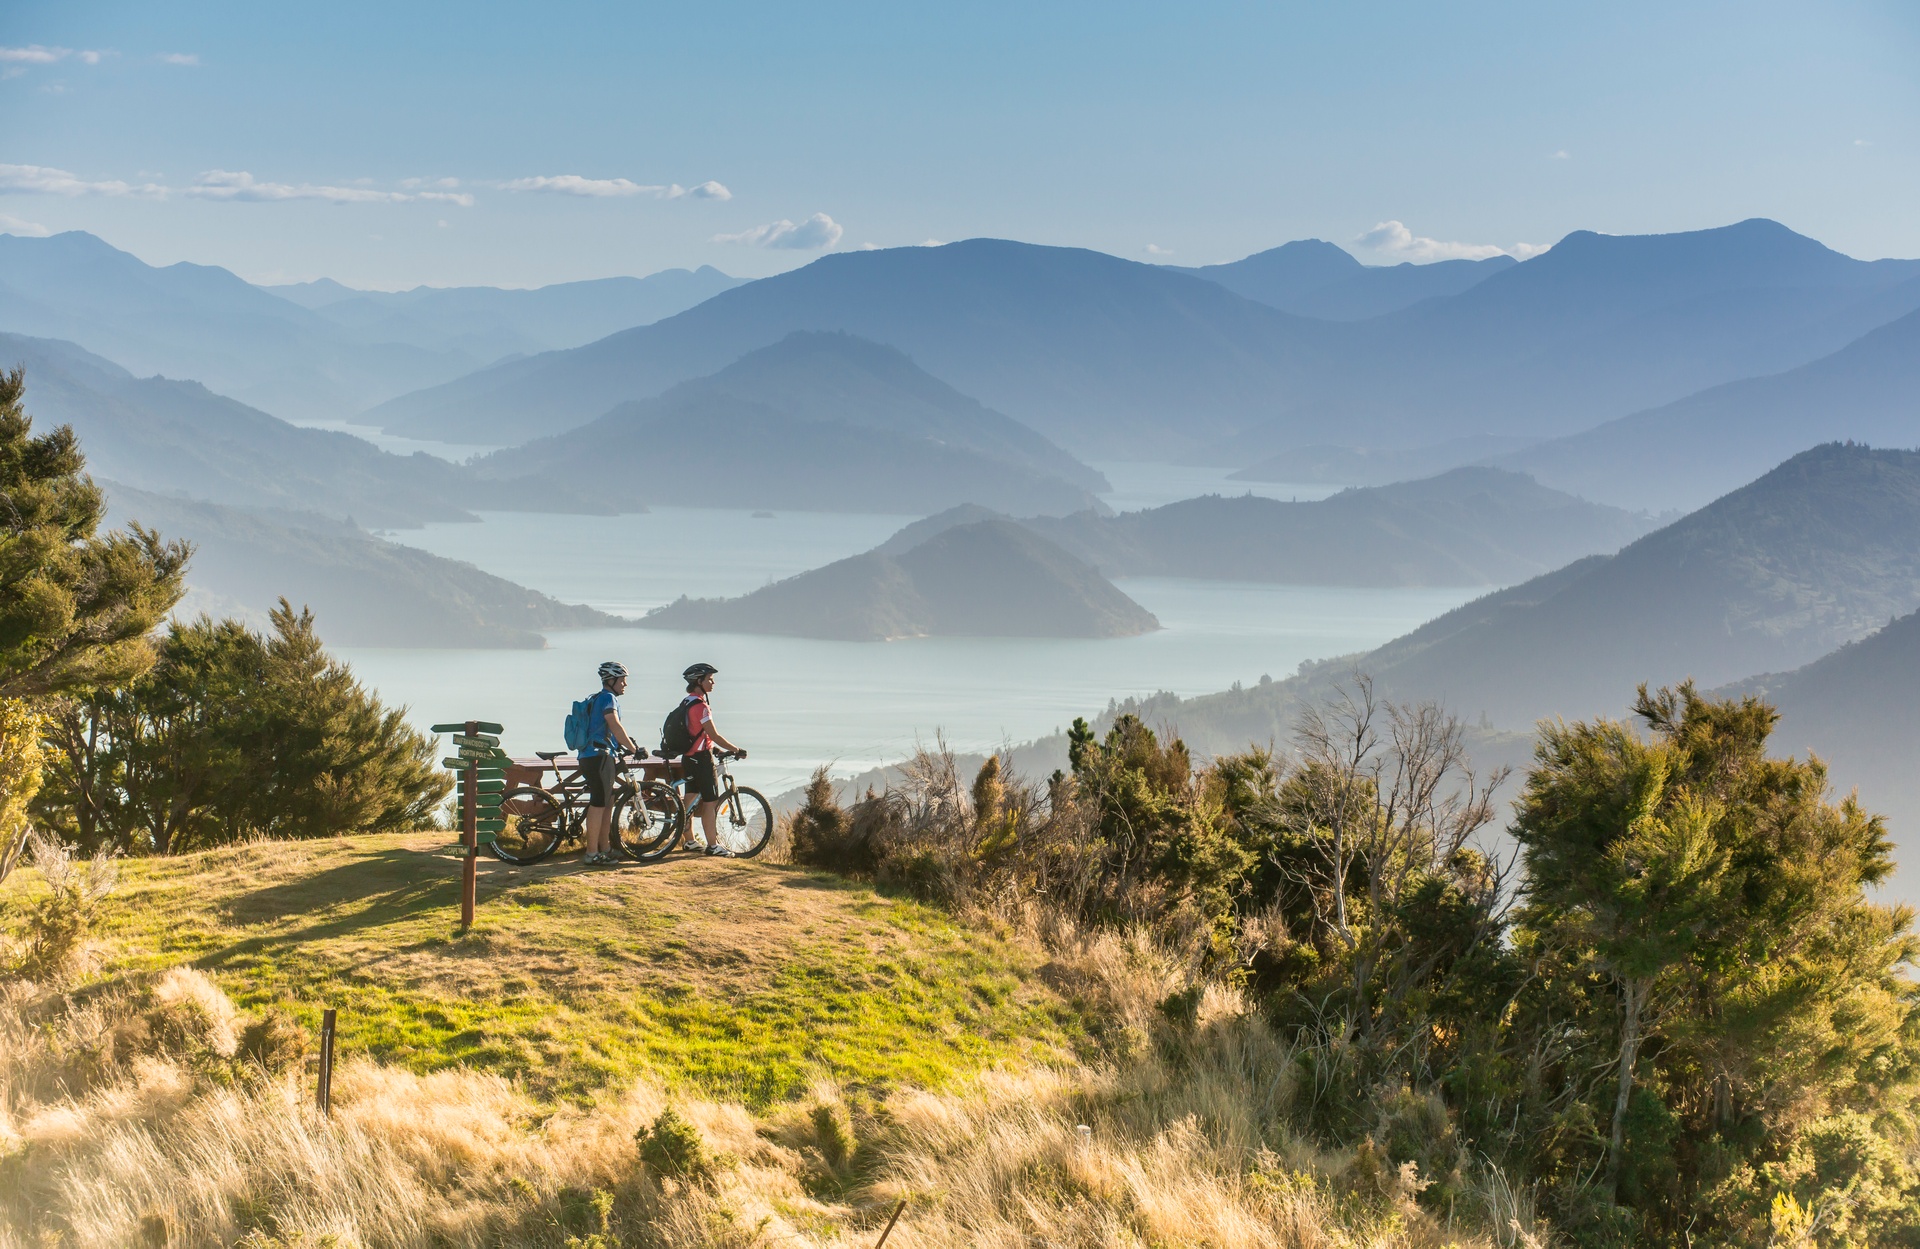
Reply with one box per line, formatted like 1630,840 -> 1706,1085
0,331 -> 484,529
1167,239 -> 1517,320
0,231 -> 736,423
1024,467 -> 1653,586
642,517 -> 1158,641
103,486 -> 619,648
264,267 -> 743,367
1229,437 -> 1540,487
1491,304 -> 1920,513
472,331 -> 1108,516
365,220 -> 1920,461
1132,444 -> 1920,747
1717,606 -> 1920,843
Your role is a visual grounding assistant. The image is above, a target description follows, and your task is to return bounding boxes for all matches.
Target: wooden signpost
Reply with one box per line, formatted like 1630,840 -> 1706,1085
431,720 -> 508,928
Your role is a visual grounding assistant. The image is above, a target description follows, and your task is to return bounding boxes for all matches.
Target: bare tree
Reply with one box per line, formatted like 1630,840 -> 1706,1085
1286,674 -> 1512,1049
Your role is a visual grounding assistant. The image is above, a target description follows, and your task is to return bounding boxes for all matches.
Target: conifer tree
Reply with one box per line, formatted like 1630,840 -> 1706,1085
0,367 -> 188,699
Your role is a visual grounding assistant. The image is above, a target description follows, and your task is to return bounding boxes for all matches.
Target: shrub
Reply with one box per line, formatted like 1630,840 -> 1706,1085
237,1005 -> 311,1075
7,825 -> 117,982
811,1100 -> 856,1172
638,1105 -> 714,1182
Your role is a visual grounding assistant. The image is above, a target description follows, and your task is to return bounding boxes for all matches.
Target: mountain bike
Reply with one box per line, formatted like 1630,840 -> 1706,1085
635,749 -> 774,860
492,751 -> 685,865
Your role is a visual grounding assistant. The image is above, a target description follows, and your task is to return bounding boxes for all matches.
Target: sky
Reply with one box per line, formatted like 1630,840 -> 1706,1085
1,1 -> 1915,290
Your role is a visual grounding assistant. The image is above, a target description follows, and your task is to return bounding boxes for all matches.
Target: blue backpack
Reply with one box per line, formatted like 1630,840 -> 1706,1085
563,692 -> 599,751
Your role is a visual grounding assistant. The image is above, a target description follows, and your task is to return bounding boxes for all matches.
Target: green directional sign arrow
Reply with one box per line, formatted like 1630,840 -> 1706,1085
452,733 -> 501,749
432,721 -> 504,735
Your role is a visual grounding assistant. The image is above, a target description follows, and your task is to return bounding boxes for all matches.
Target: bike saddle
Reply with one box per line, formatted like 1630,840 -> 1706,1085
534,750 -> 564,760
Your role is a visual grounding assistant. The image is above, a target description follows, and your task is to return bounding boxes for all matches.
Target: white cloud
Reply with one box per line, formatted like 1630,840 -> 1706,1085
712,213 -> 844,250
158,52 -> 199,66
1,45 -> 73,64
1854,138 -> 1872,147
500,175 -> 732,201
0,213 -> 49,236
1549,149 -> 1570,160
0,163 -> 165,197
186,170 -> 474,206
1355,220 -> 1548,263
1144,243 -> 1174,256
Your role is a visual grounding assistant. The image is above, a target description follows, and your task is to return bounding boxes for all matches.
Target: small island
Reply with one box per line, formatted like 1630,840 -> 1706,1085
639,517 -> 1160,640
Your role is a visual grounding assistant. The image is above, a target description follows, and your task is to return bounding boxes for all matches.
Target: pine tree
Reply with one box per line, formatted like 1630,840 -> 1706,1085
0,367 -> 188,699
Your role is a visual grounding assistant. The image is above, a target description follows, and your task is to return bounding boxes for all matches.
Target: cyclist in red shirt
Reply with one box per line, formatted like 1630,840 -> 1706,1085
678,663 -> 747,856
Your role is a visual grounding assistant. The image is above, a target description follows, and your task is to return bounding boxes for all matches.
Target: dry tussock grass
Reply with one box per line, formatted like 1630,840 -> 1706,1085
1,916 -> 1529,1248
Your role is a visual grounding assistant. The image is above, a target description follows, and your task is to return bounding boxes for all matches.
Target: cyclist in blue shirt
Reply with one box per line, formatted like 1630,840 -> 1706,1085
580,660 -> 641,865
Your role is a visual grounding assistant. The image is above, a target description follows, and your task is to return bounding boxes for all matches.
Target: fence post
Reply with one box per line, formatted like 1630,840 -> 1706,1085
874,1198 -> 907,1246
461,718 -> 478,929
317,1008 -> 337,1116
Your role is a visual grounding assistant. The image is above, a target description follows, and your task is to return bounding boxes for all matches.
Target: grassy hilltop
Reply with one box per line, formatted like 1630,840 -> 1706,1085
0,830 -> 1519,1248
63,832 -> 1083,1104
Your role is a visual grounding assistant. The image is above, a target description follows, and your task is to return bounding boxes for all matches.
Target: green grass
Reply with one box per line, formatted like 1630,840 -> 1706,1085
2,833 -> 1089,1105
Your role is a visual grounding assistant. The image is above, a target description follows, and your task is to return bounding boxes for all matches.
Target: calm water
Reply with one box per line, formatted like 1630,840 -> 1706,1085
348,502 -> 1480,794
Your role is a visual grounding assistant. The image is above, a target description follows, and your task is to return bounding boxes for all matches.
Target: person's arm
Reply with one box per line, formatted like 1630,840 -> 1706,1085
698,702 -> 741,752
603,707 -> 639,754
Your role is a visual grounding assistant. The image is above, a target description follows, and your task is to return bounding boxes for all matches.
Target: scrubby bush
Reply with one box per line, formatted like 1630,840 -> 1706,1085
7,825 -> 117,982
638,1105 -> 715,1183
810,1099 -> 857,1172
237,1005 -> 311,1076
791,679 -> 1920,1247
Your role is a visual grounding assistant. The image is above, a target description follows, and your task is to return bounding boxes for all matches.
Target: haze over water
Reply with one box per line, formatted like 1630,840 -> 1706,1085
342,468 -> 1479,794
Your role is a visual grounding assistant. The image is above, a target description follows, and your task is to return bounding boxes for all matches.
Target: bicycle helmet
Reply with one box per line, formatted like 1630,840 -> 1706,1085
598,660 -> 629,682
682,662 -> 718,682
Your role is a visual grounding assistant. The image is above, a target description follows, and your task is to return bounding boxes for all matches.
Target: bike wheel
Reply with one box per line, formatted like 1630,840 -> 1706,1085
714,785 -> 774,858
491,787 -> 565,864
614,781 -> 685,862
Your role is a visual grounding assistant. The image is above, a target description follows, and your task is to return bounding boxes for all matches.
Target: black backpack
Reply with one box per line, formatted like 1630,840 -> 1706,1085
660,699 -> 696,757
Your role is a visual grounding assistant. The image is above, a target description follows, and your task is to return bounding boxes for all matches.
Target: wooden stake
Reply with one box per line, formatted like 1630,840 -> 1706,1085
317,1008 -> 336,1116
461,719 -> 478,929
874,1198 -> 907,1247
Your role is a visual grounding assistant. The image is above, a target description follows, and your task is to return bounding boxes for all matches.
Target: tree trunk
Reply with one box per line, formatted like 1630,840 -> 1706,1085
1607,977 -> 1649,1202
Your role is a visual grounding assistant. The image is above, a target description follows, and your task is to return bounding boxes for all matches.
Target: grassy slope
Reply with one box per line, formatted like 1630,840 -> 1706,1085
48,833 -> 1086,1105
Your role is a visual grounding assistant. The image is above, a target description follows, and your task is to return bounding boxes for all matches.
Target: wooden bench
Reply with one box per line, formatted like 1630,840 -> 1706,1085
505,753 -> 685,789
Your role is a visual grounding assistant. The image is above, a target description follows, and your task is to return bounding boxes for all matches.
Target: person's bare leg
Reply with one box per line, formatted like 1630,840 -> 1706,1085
699,799 -> 719,847
585,804 -> 609,857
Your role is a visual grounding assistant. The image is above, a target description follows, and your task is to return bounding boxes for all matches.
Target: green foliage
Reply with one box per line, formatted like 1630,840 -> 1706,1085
8,826 -> 117,982
0,696 -> 44,878
35,600 -> 449,854
1512,681 -> 1920,1243
0,367 -> 187,701
810,1100 -> 856,1172
791,679 -> 1920,1247
637,1106 -> 714,1182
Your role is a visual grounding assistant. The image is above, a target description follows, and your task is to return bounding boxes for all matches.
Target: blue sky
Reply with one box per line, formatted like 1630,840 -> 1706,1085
2,1 -> 1914,289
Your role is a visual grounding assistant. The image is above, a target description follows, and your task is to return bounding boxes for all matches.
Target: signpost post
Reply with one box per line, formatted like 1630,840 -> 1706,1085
431,720 -> 507,930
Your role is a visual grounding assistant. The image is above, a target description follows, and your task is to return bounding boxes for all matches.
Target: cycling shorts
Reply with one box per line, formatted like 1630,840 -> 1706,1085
580,752 -> 617,808
684,749 -> 723,804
